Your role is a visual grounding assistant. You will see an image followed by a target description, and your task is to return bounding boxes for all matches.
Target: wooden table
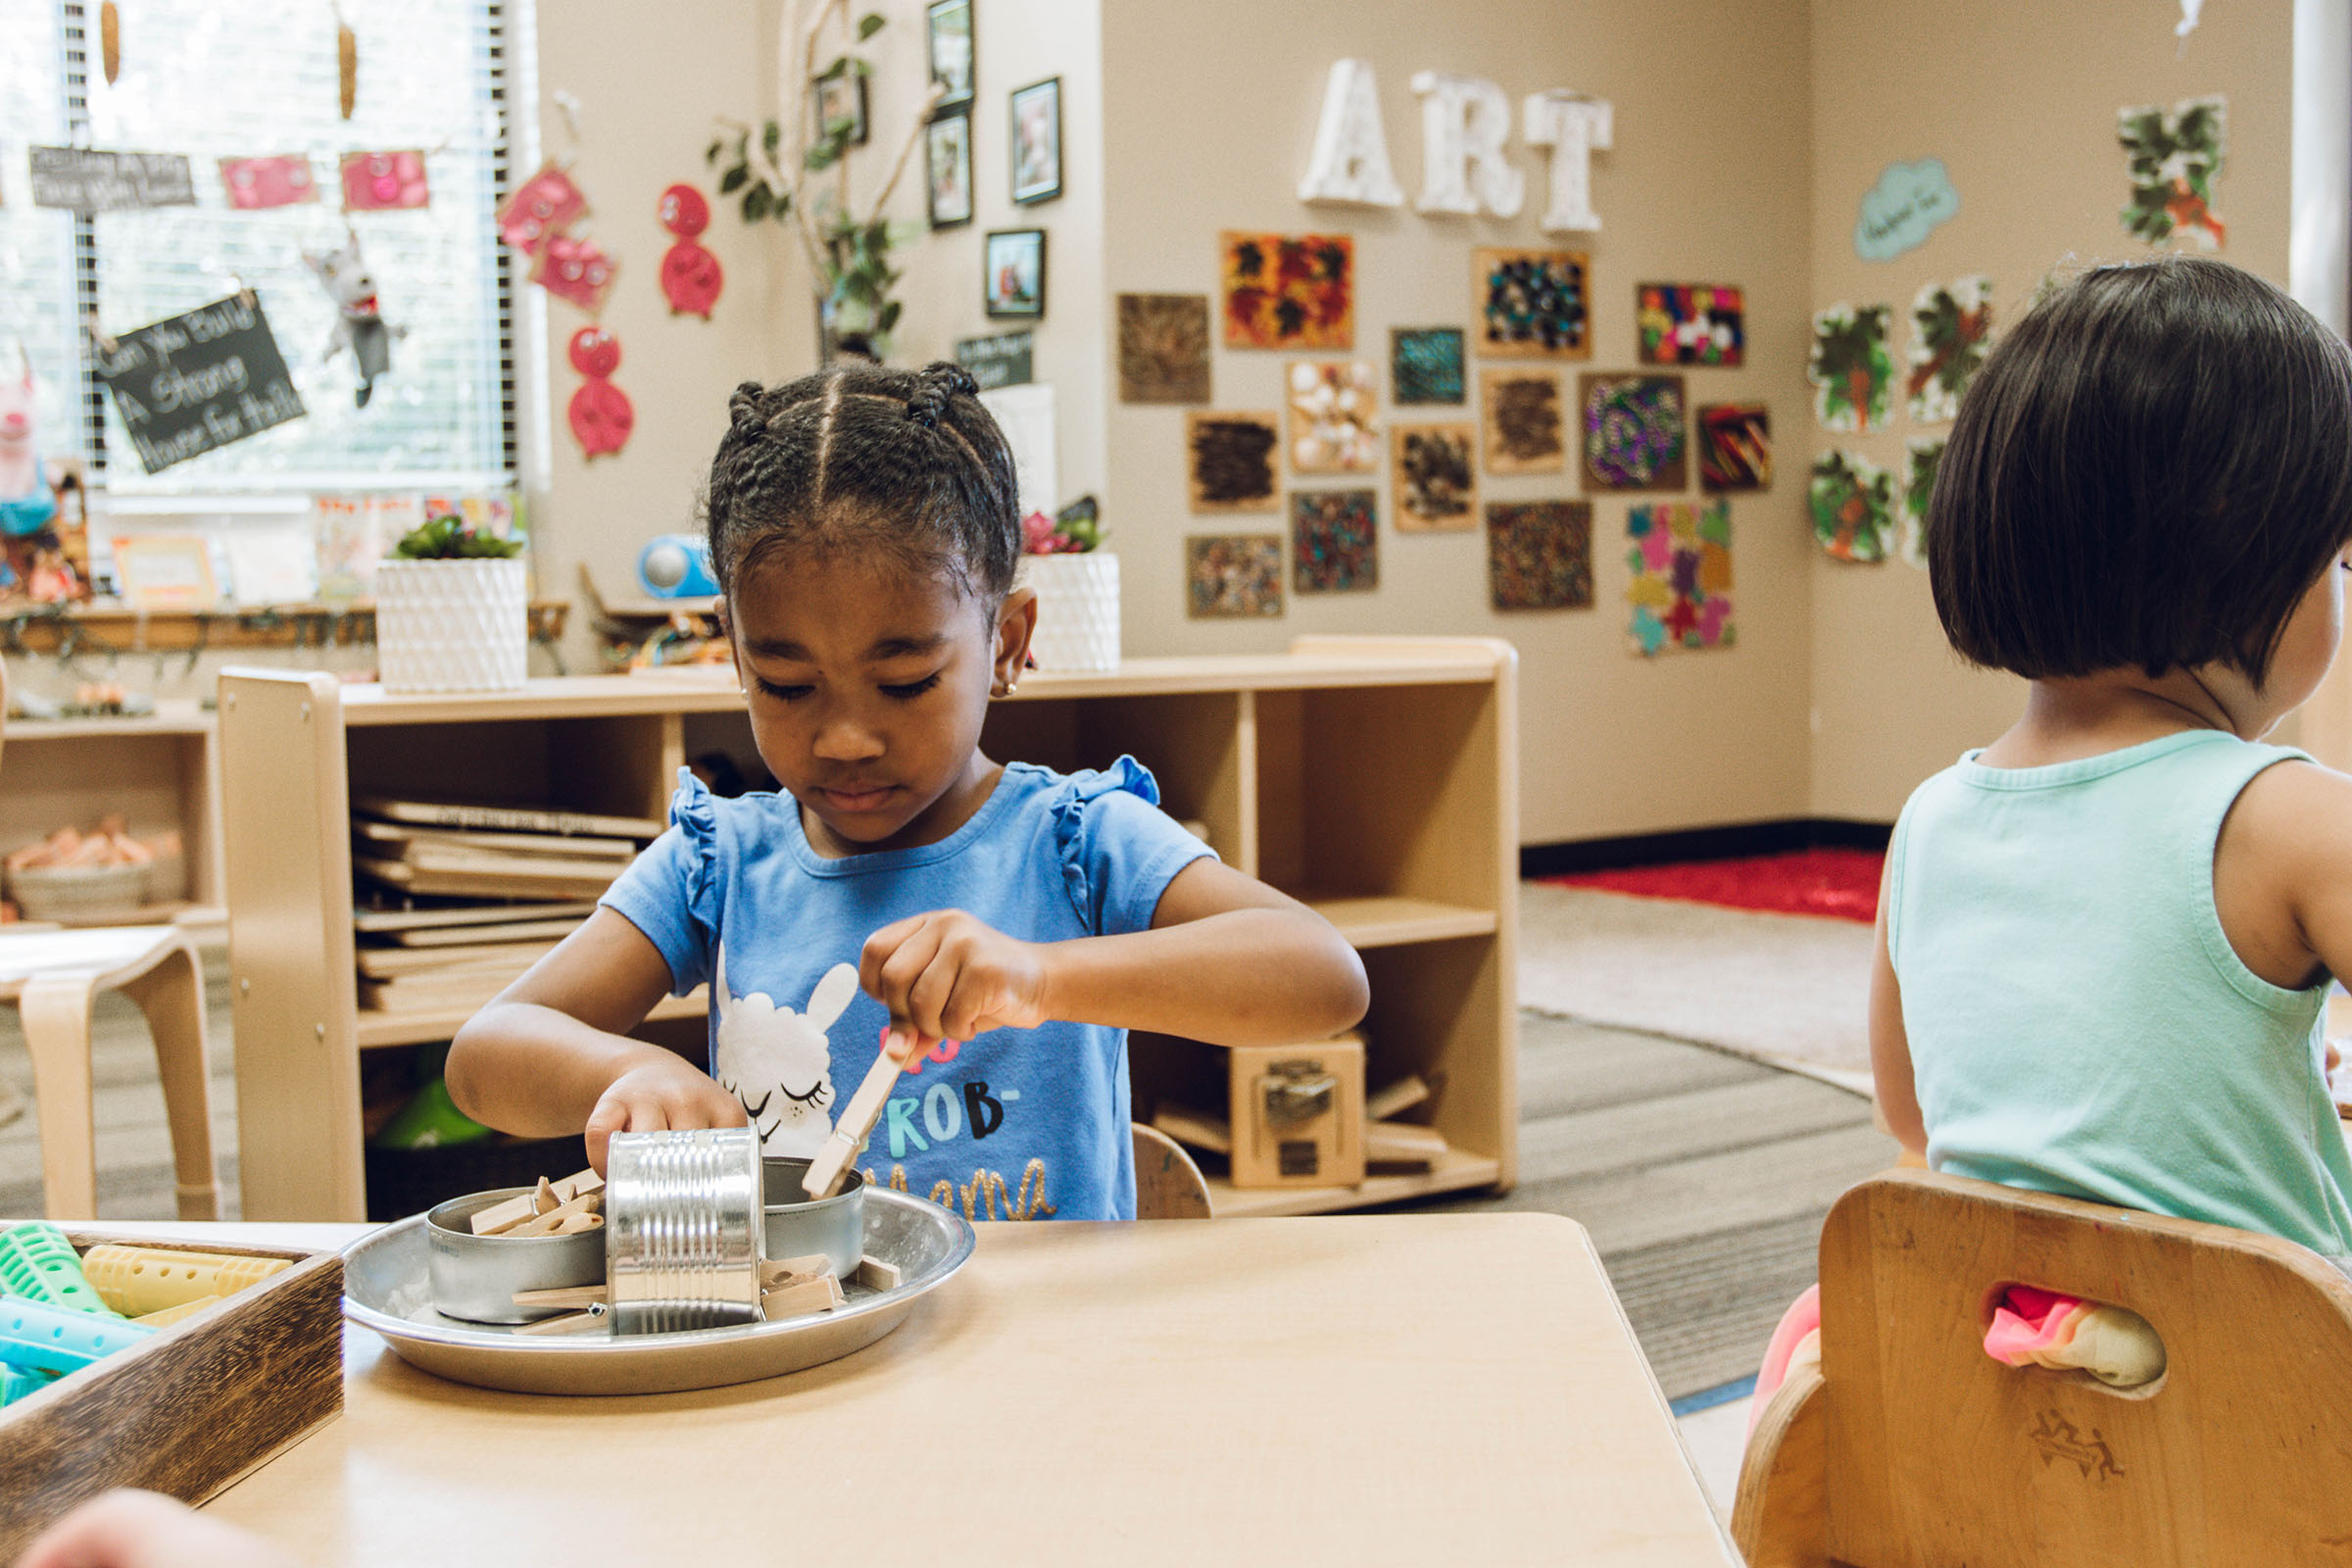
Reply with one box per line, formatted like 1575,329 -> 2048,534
110,1213 -> 1733,1565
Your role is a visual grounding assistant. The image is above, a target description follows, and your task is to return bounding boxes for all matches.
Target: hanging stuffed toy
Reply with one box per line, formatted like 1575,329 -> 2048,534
566,326 -> 633,459
0,348 -> 59,542
304,230 -> 406,407
657,183 -> 723,319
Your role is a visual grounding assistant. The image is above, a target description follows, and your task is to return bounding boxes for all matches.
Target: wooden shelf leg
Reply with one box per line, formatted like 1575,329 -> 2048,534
122,944 -> 220,1222
18,974 -> 100,1221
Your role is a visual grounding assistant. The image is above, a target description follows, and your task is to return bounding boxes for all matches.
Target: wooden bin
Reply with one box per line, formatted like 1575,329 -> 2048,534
0,1231 -> 343,1556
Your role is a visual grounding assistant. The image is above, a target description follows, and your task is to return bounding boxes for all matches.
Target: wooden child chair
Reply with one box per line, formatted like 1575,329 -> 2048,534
0,661 -> 218,1219
1735,1167 -> 2352,1566
1132,1122 -> 1211,1218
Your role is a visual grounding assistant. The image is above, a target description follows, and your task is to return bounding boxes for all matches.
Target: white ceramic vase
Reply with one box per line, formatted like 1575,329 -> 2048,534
373,557 -> 529,694
1018,552 -> 1120,672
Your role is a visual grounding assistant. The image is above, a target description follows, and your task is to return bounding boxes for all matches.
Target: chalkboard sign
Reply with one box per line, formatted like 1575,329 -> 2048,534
93,295 -> 307,475
955,329 -> 1034,391
29,147 -> 197,213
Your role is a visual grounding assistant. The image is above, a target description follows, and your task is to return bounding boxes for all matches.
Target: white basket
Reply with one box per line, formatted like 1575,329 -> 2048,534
9,861 -> 152,923
374,558 -> 529,694
1018,553 -> 1120,673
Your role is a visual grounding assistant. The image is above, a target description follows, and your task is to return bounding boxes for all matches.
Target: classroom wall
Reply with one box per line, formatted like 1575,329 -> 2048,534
1803,0 -> 2296,822
1097,0 -> 1818,848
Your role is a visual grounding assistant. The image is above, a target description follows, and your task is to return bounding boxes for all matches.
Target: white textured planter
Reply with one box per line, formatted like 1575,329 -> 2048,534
374,558 -> 529,694
1018,552 -> 1120,672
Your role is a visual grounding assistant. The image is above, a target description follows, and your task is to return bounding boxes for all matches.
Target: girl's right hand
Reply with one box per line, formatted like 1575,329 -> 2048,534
582,1057 -> 750,1174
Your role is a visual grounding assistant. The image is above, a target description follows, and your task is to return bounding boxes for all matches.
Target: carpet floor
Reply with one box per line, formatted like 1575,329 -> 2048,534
1542,847 -> 1885,924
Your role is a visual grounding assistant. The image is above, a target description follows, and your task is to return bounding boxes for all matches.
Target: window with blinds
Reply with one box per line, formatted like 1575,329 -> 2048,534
0,0 -> 520,496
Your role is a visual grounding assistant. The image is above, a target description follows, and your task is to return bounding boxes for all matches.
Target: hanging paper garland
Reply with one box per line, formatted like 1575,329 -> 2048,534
337,10 -> 358,120
100,2 -> 121,85
533,233 -> 616,313
566,326 -> 632,459
657,183 -> 723,318
341,150 -> 429,212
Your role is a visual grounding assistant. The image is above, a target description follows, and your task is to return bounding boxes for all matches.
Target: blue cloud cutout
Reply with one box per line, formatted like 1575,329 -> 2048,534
1854,160 -> 1960,263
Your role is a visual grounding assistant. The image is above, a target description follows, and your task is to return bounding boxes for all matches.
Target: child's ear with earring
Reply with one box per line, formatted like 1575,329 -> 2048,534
992,586 -> 1038,699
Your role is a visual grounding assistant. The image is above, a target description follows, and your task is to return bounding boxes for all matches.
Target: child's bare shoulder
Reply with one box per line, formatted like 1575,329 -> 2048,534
2223,758 -> 2352,877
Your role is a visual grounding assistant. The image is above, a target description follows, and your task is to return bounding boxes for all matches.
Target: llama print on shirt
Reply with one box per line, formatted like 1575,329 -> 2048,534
712,944 -> 857,1155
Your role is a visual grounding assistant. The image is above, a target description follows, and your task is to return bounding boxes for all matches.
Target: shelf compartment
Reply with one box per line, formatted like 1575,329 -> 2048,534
1303,895 -> 1497,949
359,986 -> 708,1051
1203,1150 -> 1503,1217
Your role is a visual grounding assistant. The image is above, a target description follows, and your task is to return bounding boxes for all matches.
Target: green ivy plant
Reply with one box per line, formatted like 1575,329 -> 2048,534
708,5 -> 940,358
392,514 -> 523,561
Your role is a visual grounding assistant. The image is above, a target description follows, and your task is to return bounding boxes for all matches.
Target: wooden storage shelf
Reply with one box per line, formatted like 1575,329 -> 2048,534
220,638 -> 1518,1222
1,600 -> 568,654
1203,1150 -> 1505,1218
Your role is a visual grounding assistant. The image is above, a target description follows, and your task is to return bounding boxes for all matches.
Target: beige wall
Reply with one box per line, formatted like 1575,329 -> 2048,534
1099,0 -> 1817,847
1805,0 -> 2295,821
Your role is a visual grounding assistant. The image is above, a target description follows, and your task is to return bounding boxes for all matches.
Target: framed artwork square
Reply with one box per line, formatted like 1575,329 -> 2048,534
1475,247 -> 1590,359
1221,231 -> 1353,350
1579,372 -> 1688,492
1697,404 -> 1771,491
1286,361 -> 1379,473
813,67 -> 869,148
1185,411 -> 1281,513
1627,501 -> 1734,655
1392,326 -> 1465,404
1636,283 -> 1744,367
1116,293 -> 1209,404
1292,489 -> 1379,593
1487,501 -> 1592,611
1009,76 -> 1062,205
1391,422 -> 1478,532
925,0 -> 974,116
1187,534 -> 1285,618
926,113 -> 973,229
983,227 -> 1046,318
1479,368 -> 1565,475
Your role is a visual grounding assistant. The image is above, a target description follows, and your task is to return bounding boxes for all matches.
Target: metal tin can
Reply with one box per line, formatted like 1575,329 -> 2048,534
761,1157 -> 866,1279
604,1127 -> 763,1336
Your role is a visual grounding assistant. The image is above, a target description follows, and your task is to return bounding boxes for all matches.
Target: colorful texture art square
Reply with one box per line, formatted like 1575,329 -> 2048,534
1697,403 -> 1771,492
1487,501 -> 1592,612
1187,534 -> 1285,617
1626,501 -> 1733,656
1809,303 -> 1892,433
1292,489 -> 1379,593
1221,231 -> 1353,350
1392,327 -> 1465,404
1185,412 -> 1281,514
1900,437 -> 1944,569
1809,449 -> 1894,564
1391,422 -> 1479,532
2120,95 -> 2227,249
1116,293 -> 1210,404
1475,247 -> 1591,359
1480,369 -> 1565,475
1580,373 -> 1687,493
1287,362 -> 1381,473
1906,276 -> 1992,424
1636,283 -> 1743,367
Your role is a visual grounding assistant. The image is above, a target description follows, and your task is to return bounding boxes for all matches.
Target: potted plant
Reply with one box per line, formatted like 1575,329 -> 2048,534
373,513 -> 528,693
1016,497 -> 1116,672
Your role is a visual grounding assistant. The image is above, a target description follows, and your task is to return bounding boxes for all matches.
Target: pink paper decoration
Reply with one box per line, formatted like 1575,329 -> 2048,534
496,162 -> 588,253
657,183 -> 723,319
341,150 -> 429,212
219,156 -> 318,210
532,232 -> 616,313
566,326 -> 633,459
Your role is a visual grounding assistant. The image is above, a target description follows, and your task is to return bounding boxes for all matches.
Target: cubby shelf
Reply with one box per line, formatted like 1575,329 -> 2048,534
1203,1150 -> 1505,1218
356,987 -> 709,1052
1303,896 -> 1499,949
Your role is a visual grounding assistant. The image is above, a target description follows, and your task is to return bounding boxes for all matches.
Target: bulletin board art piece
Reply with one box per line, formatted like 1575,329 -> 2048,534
1391,422 -> 1478,532
2119,95 -> 2226,249
1221,231 -> 1354,351
497,163 -> 588,254
1392,327 -> 1465,404
1287,362 -> 1380,473
1186,412 -> 1281,513
1475,247 -> 1590,359
1809,449 -> 1895,564
1626,501 -> 1733,656
1809,303 -> 1892,433
1292,489 -> 1379,594
1697,403 -> 1771,492
1636,283 -> 1743,368
1187,534 -> 1285,618
340,150 -> 428,212
1906,276 -> 1991,424
1487,501 -> 1591,612
1480,369 -> 1564,475
1116,293 -> 1210,404
1580,373 -> 1687,493
1900,437 -> 1944,570
219,155 -> 318,210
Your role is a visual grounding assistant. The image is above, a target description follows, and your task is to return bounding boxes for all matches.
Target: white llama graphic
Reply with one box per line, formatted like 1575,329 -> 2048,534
711,943 -> 858,1156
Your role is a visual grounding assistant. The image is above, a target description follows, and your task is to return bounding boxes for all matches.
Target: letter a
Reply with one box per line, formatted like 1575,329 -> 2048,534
1410,72 -> 1524,219
1524,91 -> 1613,233
1298,59 -> 1404,207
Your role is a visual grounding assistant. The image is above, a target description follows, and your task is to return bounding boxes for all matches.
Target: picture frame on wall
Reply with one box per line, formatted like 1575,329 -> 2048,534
812,65 -> 869,147
926,0 -> 975,116
984,228 -> 1047,318
926,113 -> 974,229
1009,75 -> 1062,206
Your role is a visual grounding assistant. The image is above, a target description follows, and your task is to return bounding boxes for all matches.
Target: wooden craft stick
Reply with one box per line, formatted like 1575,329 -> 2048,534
469,1190 -> 541,1236
531,1175 -> 559,1214
855,1256 -> 902,1293
760,1255 -> 833,1288
510,1285 -> 610,1310
513,1305 -> 607,1336
761,1274 -> 846,1320
508,1189 -> 602,1238
804,1035 -> 922,1199
1365,1075 -> 1431,1123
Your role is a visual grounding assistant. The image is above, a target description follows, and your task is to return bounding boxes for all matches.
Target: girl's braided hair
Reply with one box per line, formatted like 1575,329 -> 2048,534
704,360 -> 1020,601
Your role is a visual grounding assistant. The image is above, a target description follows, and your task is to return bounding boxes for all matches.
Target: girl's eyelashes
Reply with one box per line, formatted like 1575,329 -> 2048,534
880,672 -> 944,700
754,676 -> 814,702
751,672 -> 942,701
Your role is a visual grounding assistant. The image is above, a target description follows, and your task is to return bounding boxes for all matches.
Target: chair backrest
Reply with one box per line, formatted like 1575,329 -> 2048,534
1132,1122 -> 1212,1219
1812,1168 -> 2352,1566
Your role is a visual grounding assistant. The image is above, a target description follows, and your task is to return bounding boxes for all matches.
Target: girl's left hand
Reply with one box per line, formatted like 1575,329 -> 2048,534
859,908 -> 1051,1051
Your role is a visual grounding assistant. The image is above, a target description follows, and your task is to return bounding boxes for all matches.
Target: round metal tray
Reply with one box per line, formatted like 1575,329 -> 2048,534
342,1188 -> 975,1396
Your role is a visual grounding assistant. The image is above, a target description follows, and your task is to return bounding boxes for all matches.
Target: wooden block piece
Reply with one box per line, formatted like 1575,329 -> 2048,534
855,1256 -> 902,1293
507,1189 -> 601,1238
761,1274 -> 846,1321
509,1285 -> 609,1311
760,1255 -> 832,1289
1364,1119 -> 1448,1169
1365,1075 -> 1430,1123
1152,1105 -> 1232,1155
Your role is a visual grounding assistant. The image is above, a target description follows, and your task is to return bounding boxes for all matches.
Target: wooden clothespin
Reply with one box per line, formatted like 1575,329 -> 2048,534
509,1187 -> 601,1237
803,1032 -> 925,1199
513,1302 -> 608,1336
760,1273 -> 845,1321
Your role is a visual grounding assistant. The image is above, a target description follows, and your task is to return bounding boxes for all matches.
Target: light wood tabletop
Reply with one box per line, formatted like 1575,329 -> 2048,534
116,1212 -> 1734,1566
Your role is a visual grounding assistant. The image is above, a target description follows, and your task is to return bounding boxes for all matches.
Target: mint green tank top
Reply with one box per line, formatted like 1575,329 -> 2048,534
1887,728 -> 2352,1259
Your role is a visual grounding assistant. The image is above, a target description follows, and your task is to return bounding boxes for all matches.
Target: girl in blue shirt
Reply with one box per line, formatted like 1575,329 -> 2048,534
449,363 -> 1367,1219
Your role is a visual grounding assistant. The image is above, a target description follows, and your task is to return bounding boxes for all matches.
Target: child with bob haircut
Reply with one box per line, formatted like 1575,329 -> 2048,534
448,362 -> 1369,1220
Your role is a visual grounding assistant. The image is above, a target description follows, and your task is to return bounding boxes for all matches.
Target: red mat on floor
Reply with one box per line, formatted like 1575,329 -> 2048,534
1540,847 -> 1885,923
